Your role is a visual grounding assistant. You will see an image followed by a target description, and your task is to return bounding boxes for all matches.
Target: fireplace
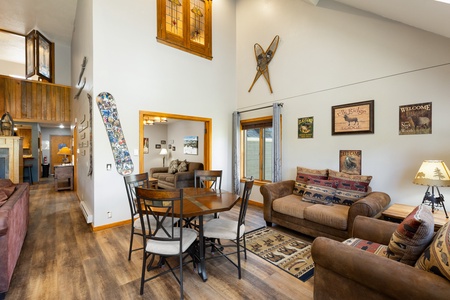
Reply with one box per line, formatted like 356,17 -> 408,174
0,137 -> 23,183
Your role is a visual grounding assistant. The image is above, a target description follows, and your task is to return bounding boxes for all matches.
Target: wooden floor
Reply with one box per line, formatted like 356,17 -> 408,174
6,178 -> 314,299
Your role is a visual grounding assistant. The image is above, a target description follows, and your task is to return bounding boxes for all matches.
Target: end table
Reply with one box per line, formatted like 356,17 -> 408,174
382,203 -> 448,231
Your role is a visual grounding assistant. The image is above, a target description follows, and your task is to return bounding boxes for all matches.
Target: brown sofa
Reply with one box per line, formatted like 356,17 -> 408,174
312,216 -> 450,299
261,180 -> 390,241
150,161 -> 204,189
0,179 -> 30,295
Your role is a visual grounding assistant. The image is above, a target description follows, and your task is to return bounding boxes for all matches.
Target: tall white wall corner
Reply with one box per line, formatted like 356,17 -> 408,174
80,201 -> 93,223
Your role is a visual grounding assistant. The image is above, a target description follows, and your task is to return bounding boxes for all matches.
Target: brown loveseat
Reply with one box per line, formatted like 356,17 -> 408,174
0,179 -> 30,295
150,161 -> 204,189
261,169 -> 391,241
312,216 -> 450,299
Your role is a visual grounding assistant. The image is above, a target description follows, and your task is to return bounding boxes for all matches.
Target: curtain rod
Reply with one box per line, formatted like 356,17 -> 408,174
238,103 -> 283,114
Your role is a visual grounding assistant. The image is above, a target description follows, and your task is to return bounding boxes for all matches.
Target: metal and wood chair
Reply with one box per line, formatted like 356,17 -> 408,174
202,177 -> 254,278
194,169 -> 222,190
135,187 -> 198,299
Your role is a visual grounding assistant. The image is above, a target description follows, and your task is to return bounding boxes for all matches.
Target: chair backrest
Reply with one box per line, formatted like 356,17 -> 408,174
238,177 -> 254,229
135,187 -> 184,244
124,173 -> 150,218
194,170 -> 222,190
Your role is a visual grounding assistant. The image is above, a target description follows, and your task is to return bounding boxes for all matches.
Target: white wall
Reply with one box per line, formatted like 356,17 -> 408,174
71,0 -> 236,227
237,0 -> 450,205
143,124 -> 168,171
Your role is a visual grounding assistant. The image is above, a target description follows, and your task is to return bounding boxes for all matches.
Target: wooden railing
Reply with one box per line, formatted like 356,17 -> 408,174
0,75 -> 71,123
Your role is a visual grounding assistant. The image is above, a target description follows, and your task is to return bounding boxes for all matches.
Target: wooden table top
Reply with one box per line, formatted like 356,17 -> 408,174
382,203 -> 448,229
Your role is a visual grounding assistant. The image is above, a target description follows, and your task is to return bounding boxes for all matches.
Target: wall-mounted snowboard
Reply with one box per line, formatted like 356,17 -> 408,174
96,92 -> 134,175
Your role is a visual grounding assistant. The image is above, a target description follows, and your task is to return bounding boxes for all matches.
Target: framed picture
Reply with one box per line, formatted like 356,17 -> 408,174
339,150 -> 362,175
161,140 -> 166,145
172,146 -> 176,151
143,138 -> 149,154
184,136 -> 198,155
25,32 -> 35,78
332,100 -> 374,135
155,144 -> 161,149
399,102 -> 432,135
298,116 -> 314,139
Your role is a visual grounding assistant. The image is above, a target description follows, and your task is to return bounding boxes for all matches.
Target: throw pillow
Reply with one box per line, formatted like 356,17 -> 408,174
343,238 -> 388,257
168,159 -> 179,174
415,220 -> 450,280
387,205 -> 435,265
302,178 -> 337,205
333,182 -> 369,205
293,167 -> 328,197
0,185 -> 15,197
328,170 -> 372,205
177,160 -> 188,172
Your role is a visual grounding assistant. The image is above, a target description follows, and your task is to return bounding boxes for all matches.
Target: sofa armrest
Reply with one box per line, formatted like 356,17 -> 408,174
347,191 -> 391,236
260,180 -> 295,222
149,167 -> 168,177
174,171 -> 195,181
312,237 -> 450,300
352,215 -> 398,244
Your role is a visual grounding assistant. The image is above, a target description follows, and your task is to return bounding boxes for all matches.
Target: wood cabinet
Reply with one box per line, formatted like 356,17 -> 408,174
16,128 -> 32,149
54,165 -> 73,191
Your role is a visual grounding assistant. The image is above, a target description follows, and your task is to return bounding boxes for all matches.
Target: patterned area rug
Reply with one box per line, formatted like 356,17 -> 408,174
242,227 -> 314,281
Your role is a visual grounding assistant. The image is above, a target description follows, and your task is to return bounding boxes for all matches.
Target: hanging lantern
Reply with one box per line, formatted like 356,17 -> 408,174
25,30 -> 54,82
1,112 -> 14,136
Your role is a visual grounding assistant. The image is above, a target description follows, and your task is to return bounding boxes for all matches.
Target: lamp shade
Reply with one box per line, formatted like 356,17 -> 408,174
57,147 -> 72,156
159,148 -> 168,156
413,160 -> 450,187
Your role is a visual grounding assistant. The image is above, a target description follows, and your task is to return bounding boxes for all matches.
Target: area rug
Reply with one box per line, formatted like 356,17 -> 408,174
241,227 -> 314,281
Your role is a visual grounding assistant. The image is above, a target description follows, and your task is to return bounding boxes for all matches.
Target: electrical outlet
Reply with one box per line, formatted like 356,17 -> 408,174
107,211 -> 112,218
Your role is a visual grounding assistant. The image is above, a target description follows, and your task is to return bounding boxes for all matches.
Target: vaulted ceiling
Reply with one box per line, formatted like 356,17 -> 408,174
1,0 -> 450,65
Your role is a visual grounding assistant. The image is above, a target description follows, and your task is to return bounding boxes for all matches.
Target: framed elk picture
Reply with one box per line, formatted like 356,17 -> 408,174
332,100 -> 374,135
339,150 -> 362,175
399,102 -> 432,135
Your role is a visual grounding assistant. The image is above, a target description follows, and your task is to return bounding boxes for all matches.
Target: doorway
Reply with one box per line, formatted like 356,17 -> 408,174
139,111 -> 212,173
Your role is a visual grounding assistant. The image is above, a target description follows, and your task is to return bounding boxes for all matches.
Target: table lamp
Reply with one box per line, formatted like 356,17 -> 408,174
159,148 -> 168,167
413,160 -> 449,218
57,146 -> 72,165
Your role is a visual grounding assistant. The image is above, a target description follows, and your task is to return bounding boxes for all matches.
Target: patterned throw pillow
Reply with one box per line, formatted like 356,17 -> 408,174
387,205 -> 435,265
177,160 -> 188,172
415,220 -> 450,280
343,238 -> 388,257
302,178 -> 337,205
168,159 -> 179,174
293,167 -> 328,196
328,170 -> 372,205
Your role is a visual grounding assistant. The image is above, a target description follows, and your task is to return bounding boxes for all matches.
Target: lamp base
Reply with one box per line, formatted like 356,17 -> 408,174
422,186 -> 448,218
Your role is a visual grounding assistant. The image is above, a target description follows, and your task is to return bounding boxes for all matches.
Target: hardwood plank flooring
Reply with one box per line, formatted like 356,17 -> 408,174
5,179 -> 314,299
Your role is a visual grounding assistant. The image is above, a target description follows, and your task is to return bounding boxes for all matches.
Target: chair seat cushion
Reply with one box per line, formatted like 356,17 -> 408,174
146,227 -> 198,255
203,219 -> 245,240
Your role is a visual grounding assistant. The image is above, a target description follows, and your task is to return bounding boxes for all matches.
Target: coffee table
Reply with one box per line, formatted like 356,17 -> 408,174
382,203 -> 448,231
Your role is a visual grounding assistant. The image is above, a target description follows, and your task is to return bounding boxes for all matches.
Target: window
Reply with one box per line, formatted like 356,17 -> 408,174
241,117 -> 273,182
157,0 -> 212,60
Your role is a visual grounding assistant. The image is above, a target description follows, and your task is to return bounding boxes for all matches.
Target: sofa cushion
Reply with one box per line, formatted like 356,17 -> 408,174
415,220 -> 450,280
0,186 -> 16,205
293,167 -> 328,196
333,184 -> 369,206
304,204 -> 349,230
168,159 -> 179,174
177,160 -> 188,172
343,237 -> 388,257
387,205 -> 435,265
302,178 -> 337,205
272,194 -> 313,219
328,170 -> 371,205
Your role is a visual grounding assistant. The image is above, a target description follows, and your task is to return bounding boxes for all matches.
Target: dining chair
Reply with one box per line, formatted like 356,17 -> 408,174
123,172 -> 150,260
135,187 -> 198,298
202,177 -> 254,279
194,169 -> 222,190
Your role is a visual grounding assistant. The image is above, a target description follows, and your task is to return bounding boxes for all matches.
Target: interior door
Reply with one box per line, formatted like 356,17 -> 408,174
50,135 -> 72,174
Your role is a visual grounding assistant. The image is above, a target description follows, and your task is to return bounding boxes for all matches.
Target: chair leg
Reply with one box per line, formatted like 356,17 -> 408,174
237,240 -> 242,279
140,251 -> 147,295
128,226 -> 134,261
179,252 -> 184,300
243,234 -> 247,260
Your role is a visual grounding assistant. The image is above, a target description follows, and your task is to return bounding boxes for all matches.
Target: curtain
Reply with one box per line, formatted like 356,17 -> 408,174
273,103 -> 282,182
232,111 -> 241,194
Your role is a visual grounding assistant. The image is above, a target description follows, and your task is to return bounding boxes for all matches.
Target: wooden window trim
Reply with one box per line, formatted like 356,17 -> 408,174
157,0 -> 213,60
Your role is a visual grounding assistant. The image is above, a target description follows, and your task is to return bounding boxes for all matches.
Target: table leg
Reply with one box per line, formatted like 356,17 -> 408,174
197,215 -> 208,282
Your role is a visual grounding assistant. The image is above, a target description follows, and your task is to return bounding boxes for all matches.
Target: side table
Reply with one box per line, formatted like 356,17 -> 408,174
54,165 -> 74,191
149,177 -> 158,189
382,203 -> 448,231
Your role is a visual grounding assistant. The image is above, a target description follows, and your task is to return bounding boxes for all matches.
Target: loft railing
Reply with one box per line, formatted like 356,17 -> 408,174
0,74 -> 71,123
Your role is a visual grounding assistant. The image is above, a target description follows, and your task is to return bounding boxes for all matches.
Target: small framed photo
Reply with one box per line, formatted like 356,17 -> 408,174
161,140 -> 166,145
172,146 -> 176,151
143,138 -> 149,154
155,144 -> 161,149
339,150 -> 362,175
298,116 -> 314,139
168,144 -> 172,149
332,100 -> 374,135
